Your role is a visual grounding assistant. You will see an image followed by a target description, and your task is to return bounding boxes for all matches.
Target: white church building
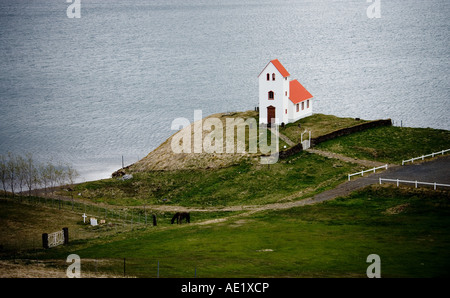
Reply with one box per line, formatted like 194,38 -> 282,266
258,59 -> 313,125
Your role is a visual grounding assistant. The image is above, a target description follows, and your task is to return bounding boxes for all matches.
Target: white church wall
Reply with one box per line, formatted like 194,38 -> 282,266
258,63 -> 288,125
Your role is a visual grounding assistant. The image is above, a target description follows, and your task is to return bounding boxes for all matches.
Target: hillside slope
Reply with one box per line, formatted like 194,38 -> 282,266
128,111 -> 261,172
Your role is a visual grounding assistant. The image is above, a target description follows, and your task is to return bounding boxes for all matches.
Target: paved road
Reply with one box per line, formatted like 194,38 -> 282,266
307,155 -> 450,206
380,155 -> 450,184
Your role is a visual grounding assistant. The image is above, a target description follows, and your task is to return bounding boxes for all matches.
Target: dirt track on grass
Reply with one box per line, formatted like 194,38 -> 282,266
147,154 -> 450,217
306,148 -> 390,167
29,153 -> 450,225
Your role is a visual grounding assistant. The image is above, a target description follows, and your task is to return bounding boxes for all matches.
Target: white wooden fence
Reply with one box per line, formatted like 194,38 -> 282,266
378,178 -> 450,190
348,164 -> 388,181
402,149 -> 450,165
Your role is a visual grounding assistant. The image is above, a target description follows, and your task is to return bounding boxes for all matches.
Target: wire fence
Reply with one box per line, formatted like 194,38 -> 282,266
9,195 -> 155,223
0,195 -> 163,252
1,257 -> 201,278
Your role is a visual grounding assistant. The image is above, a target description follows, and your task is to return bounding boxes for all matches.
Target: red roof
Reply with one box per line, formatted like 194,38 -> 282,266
270,59 -> 290,77
289,79 -> 313,104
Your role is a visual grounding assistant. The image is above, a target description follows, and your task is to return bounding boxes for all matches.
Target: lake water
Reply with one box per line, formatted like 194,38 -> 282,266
0,0 -> 449,182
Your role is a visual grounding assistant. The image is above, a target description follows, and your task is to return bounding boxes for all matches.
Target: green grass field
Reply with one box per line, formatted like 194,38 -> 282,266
74,151 -> 359,208
36,185 -> 450,278
281,113 -> 369,143
316,126 -> 450,164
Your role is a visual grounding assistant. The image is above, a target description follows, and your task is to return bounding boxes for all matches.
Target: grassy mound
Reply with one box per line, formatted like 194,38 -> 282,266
75,151 -> 358,207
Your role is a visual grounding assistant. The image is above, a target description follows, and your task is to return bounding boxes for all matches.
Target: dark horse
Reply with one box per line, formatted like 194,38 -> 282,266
171,212 -> 190,224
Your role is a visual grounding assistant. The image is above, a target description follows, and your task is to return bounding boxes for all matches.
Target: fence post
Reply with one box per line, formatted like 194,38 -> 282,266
434,182 -> 436,190
157,260 -> 160,278
42,233 -> 49,249
63,227 -> 69,245
379,178 -> 381,185
396,179 -> 399,187
415,181 -> 417,188
348,174 -> 350,181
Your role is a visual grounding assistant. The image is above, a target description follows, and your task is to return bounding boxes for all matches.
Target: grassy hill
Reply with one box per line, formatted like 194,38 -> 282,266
1,112 -> 450,278
72,112 -> 449,208
72,112 -> 377,208
129,110 -> 262,172
126,112 -> 372,172
75,151 -> 358,208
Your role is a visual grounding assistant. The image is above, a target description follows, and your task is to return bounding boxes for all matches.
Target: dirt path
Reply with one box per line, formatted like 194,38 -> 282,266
148,155 -> 450,216
307,148 -> 390,168
269,127 -> 296,147
182,155 -> 450,227
32,153 -> 448,227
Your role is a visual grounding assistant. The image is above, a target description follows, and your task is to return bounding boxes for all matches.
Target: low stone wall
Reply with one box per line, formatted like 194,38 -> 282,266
279,142 -> 303,159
